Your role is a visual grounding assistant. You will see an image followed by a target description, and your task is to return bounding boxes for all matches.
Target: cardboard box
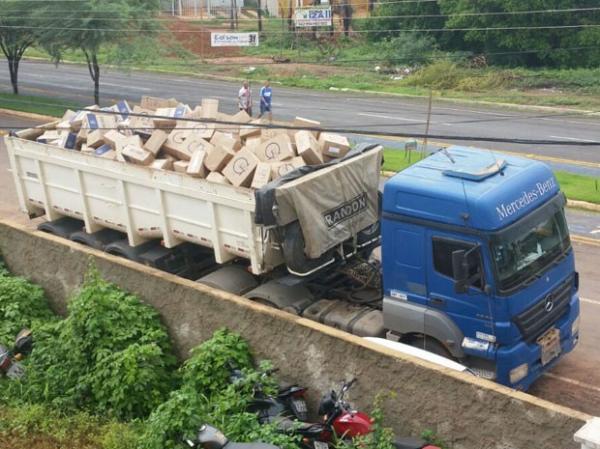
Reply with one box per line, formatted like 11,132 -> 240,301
151,159 -> 174,171
86,129 -> 105,148
216,113 -> 240,134
81,143 -> 92,153
251,162 -> 272,189
143,129 -> 168,156
186,137 -> 214,155
244,136 -> 262,151
122,144 -> 154,165
201,98 -> 219,119
187,150 -> 208,178
103,130 -> 126,149
56,120 -> 73,131
205,145 -> 234,172
206,171 -> 231,185
189,122 -> 215,140
240,119 -> 263,138
140,95 -> 179,110
94,144 -> 116,159
163,129 -> 194,160
173,160 -> 189,173
318,133 -> 351,158
261,127 -> 288,141
222,148 -> 260,187
154,105 -> 189,129
255,134 -> 295,162
129,106 -> 155,137
211,131 -> 241,153
271,157 -> 306,179
295,130 -> 323,165
293,116 -> 321,138
231,110 -> 252,124
37,130 -> 62,144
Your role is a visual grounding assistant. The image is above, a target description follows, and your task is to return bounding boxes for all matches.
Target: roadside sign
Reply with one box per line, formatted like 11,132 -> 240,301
294,6 -> 332,27
211,32 -> 259,47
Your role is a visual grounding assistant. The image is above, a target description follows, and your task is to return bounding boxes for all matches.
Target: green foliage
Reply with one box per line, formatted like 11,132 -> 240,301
375,34 -> 438,68
0,402 -> 143,449
336,393 -> 395,449
12,267 -> 177,420
0,260 -> 55,346
140,329 -> 300,449
421,429 -> 448,449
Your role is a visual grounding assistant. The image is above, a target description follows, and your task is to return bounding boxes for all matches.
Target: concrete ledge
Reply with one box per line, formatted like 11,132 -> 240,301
0,219 -> 590,449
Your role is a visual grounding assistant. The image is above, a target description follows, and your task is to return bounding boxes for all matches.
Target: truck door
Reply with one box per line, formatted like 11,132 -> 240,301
425,232 -> 494,354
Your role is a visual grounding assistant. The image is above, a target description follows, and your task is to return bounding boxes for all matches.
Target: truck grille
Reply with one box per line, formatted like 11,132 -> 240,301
513,275 -> 573,343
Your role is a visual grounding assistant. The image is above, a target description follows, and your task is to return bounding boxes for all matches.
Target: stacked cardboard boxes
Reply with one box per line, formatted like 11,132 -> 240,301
21,96 -> 352,190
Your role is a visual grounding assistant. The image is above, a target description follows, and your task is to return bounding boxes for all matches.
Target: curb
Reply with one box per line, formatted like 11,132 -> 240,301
19,57 -> 597,115
0,107 -> 58,122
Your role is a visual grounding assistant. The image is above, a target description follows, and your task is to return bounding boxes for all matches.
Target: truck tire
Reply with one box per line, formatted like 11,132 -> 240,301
244,281 -> 314,314
196,265 -> 258,295
37,217 -> 84,239
105,239 -> 162,263
70,229 -> 126,251
281,221 -> 335,276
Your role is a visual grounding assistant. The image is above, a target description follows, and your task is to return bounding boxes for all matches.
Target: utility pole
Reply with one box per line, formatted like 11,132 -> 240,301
257,0 -> 263,33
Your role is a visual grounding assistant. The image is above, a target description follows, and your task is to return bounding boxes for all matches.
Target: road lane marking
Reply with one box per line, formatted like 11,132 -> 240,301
101,82 -> 152,92
549,135 -> 599,143
543,373 -> 600,394
358,113 -> 424,123
580,297 -> 600,306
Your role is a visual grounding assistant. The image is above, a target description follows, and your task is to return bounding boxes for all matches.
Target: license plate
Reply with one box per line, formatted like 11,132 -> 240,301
314,441 -> 329,449
292,398 -> 307,413
537,327 -> 561,366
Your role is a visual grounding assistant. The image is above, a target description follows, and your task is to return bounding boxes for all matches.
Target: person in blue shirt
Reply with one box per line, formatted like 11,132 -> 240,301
259,80 -> 273,121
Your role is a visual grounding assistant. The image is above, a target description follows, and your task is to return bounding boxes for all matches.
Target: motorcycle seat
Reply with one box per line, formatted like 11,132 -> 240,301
226,443 -> 280,449
393,437 -> 428,449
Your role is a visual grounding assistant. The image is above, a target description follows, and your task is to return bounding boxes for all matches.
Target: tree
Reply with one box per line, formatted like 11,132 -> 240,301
440,0 -> 600,67
41,0 -> 160,104
0,1 -> 38,94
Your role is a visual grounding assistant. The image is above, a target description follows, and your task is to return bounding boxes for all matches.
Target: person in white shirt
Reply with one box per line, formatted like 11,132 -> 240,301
238,81 -> 252,116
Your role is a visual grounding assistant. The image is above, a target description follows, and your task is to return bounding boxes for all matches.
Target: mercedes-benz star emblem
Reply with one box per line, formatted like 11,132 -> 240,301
545,296 -> 554,313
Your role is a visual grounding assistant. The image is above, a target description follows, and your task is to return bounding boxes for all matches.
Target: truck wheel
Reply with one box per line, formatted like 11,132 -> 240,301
407,336 -> 454,360
281,221 -> 335,276
37,217 -> 84,239
244,281 -> 314,315
196,265 -> 258,295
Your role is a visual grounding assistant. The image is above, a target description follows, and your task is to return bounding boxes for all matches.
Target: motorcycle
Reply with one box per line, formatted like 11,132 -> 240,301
184,424 -> 281,449
229,364 -> 309,423
278,379 -> 440,449
0,328 -> 33,380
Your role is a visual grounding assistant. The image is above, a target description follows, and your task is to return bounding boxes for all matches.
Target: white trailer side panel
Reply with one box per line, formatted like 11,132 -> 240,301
4,136 -> 276,274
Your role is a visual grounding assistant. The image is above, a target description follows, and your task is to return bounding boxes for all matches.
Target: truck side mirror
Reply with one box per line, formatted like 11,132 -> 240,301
452,249 -> 469,293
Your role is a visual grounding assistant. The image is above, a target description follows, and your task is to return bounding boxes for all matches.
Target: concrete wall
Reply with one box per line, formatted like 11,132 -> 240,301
0,219 -> 589,449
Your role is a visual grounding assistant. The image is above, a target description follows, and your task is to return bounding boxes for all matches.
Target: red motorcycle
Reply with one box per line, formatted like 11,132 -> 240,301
282,379 -> 440,449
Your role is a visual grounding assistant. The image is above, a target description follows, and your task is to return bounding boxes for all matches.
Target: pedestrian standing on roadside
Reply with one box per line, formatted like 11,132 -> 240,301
258,79 -> 272,122
238,81 -> 252,116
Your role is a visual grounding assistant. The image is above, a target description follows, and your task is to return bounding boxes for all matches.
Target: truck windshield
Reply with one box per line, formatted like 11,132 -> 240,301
490,198 -> 570,293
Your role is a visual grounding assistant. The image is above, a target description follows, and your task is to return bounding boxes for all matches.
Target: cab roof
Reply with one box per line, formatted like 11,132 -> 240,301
383,146 -> 560,231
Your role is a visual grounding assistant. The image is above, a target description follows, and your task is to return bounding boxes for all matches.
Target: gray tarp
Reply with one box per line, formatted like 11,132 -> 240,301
255,144 -> 382,259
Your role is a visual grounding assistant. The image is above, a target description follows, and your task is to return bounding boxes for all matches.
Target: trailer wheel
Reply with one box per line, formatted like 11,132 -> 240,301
196,265 -> 258,295
281,221 -> 335,276
244,281 -> 314,315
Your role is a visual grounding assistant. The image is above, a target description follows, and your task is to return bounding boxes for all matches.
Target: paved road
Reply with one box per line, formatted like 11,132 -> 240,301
1,60 -> 600,163
1,111 -> 600,416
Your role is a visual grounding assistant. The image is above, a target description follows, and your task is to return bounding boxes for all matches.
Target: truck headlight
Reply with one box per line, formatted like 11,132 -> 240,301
509,363 -> 529,384
571,316 -> 580,336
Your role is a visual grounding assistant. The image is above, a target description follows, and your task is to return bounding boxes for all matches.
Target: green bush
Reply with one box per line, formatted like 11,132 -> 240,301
140,329 -> 300,449
0,260 -> 56,346
376,34 -> 438,68
12,267 -> 177,420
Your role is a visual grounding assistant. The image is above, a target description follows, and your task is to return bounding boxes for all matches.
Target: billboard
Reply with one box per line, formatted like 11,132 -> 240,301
211,32 -> 259,47
294,6 -> 332,27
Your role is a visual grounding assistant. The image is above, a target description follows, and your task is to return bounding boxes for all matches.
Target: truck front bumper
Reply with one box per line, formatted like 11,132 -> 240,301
495,293 -> 580,391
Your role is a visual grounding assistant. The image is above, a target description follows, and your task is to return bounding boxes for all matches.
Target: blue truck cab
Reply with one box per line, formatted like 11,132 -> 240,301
381,146 -> 580,390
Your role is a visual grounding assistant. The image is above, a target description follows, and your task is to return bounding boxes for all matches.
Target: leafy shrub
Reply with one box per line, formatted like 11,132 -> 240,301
139,329 -> 300,449
0,260 -> 56,346
401,60 -> 465,89
14,267 -> 177,420
376,34 -> 438,68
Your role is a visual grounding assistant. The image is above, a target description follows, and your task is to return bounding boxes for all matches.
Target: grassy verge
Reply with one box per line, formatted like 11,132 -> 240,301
382,149 -> 600,205
0,404 -> 140,449
0,93 -> 81,117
